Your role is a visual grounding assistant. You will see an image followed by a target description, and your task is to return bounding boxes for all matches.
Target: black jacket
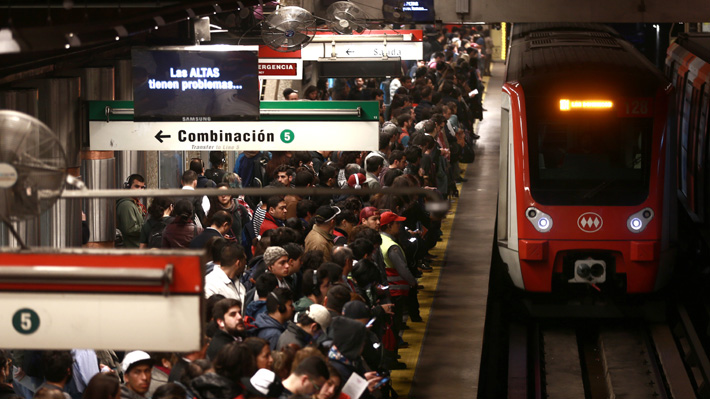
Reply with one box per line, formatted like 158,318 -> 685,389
189,228 -> 223,249
190,373 -> 242,399
206,329 -> 239,360
276,321 -> 312,350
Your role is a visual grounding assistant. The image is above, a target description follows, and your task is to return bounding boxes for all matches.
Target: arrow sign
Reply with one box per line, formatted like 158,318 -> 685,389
346,48 -> 354,55
90,121 -> 379,151
155,130 -> 171,143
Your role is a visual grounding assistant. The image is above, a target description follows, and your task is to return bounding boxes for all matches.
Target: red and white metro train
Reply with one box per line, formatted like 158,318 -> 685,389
497,24 -> 676,293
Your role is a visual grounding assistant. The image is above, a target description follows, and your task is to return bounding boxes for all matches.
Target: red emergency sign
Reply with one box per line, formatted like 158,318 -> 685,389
259,63 -> 298,76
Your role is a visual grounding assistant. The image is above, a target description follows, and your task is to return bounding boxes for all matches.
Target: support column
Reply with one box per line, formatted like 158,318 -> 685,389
12,77 -> 84,248
79,67 -> 117,248
81,150 -> 116,248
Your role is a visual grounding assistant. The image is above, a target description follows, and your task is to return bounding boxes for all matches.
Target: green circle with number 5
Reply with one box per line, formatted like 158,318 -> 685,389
12,308 -> 40,335
280,129 -> 294,144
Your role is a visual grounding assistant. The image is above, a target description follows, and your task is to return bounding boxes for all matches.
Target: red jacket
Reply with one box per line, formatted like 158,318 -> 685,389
259,212 -> 283,235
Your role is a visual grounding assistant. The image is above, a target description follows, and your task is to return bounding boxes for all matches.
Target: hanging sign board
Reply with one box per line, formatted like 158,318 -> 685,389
258,59 -> 303,79
132,45 -> 260,121
0,249 -> 204,351
258,46 -> 303,80
88,100 -> 379,151
301,41 -> 423,61
89,120 -> 379,151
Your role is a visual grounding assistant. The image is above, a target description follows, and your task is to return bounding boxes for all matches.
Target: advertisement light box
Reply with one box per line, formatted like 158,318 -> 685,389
132,45 -> 260,121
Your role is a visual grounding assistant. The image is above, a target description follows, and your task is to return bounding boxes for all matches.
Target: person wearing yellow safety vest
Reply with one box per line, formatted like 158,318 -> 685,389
379,211 -> 417,369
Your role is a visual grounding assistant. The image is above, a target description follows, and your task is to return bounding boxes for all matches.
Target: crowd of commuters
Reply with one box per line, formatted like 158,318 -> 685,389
3,25 -> 493,399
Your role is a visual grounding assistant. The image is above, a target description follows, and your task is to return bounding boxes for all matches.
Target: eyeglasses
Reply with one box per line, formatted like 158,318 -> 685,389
309,378 -> 322,392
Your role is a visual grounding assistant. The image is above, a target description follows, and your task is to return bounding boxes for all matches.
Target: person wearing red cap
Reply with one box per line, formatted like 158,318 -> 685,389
347,173 -> 367,189
359,207 -> 380,231
379,211 -> 417,369
378,212 -> 417,297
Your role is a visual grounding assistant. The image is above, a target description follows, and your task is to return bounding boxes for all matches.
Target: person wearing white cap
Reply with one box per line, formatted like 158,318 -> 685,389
120,351 -> 152,399
276,304 -> 331,350
241,369 -> 283,398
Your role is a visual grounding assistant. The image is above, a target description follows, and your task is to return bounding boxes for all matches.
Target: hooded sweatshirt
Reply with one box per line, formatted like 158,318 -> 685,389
327,317 -> 368,383
254,313 -> 287,350
276,320 -> 313,350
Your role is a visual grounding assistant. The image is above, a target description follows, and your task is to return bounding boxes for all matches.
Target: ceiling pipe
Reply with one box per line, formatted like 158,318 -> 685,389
4,1 -> 259,53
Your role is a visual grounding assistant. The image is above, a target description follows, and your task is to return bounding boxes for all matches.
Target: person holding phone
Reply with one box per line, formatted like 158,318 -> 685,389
327,318 -> 386,398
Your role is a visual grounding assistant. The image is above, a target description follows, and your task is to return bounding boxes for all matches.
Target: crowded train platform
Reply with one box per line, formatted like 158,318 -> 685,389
0,24 -> 495,399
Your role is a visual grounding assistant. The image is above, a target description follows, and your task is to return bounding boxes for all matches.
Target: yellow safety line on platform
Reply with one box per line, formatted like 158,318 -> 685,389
389,184 -> 460,397
390,76 -> 489,398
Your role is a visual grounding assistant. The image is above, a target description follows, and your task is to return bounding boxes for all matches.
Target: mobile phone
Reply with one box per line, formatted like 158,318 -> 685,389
374,377 -> 390,389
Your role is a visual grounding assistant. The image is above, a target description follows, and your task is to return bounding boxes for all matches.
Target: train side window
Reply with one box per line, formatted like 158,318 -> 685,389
696,85 -> 710,220
679,75 -> 692,197
688,84 -> 702,212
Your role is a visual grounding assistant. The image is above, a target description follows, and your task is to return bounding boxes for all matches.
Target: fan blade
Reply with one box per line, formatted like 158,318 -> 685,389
288,31 -> 312,46
263,32 -> 287,48
12,162 -> 65,177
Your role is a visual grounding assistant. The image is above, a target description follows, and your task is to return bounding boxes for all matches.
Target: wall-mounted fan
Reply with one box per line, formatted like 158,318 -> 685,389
326,1 -> 368,34
0,110 -> 67,247
261,6 -> 317,52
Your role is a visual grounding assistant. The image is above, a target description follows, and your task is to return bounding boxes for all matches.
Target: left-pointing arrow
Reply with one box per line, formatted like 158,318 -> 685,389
155,130 -> 171,143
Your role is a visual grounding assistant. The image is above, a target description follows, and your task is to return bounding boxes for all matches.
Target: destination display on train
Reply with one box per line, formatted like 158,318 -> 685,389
132,46 -> 260,121
558,98 -> 653,117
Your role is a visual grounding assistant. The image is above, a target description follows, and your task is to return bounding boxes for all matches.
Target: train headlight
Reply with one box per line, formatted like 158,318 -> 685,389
590,263 -> 605,277
627,207 -> 654,233
576,263 -> 591,279
526,207 -> 553,233
538,218 -> 550,229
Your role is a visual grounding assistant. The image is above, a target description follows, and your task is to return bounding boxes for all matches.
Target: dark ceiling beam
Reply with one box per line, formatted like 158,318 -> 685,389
2,1 -> 261,53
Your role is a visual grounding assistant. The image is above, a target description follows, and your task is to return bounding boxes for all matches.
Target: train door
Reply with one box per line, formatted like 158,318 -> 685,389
700,87 -> 710,222
498,93 -> 510,243
498,89 -> 524,289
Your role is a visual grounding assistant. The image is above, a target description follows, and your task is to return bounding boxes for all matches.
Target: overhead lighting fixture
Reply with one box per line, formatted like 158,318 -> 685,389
0,29 -> 21,54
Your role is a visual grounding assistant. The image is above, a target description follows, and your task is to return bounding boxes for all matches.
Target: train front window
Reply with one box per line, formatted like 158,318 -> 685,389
528,114 -> 653,206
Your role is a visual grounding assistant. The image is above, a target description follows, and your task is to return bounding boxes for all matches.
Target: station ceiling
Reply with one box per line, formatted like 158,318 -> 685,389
0,0 -> 707,76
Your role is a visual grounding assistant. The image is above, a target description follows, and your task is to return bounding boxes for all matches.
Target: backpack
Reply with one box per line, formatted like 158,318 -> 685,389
147,218 -> 171,249
192,197 -> 207,227
250,154 -> 268,188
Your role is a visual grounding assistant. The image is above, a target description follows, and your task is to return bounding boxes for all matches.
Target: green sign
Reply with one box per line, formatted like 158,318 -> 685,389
12,308 -> 40,335
280,129 -> 295,143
